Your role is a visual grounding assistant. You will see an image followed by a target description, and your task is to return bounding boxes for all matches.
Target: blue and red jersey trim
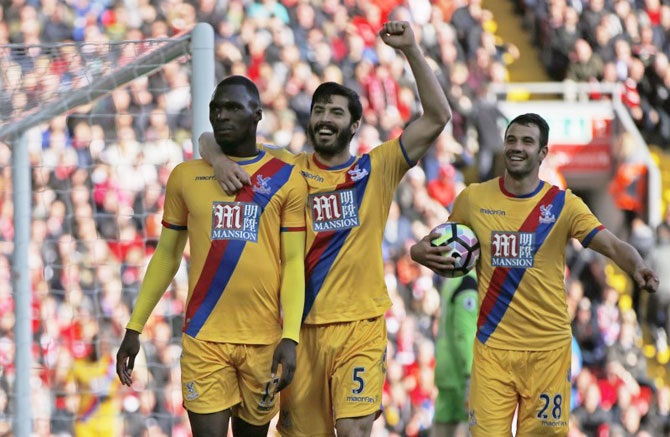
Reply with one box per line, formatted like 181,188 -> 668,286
312,154 -> 356,170
498,177 -> 545,198
79,397 -> 101,422
280,226 -> 306,232
582,225 -> 605,248
161,220 -> 187,231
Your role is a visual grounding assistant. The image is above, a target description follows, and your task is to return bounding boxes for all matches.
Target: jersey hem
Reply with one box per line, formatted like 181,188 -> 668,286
477,336 -> 572,352
276,430 -> 334,437
280,226 -> 306,232
302,309 -> 389,326
184,331 -> 281,345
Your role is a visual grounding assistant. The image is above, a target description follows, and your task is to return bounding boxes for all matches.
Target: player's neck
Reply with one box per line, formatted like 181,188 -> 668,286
314,149 -> 354,168
220,139 -> 259,158
502,172 -> 542,197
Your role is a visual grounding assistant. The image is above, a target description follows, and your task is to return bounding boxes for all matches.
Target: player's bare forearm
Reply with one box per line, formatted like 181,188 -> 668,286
402,44 -> 451,127
279,231 -> 306,343
380,22 -> 450,163
589,229 -> 659,293
126,228 -> 188,332
198,131 -> 221,164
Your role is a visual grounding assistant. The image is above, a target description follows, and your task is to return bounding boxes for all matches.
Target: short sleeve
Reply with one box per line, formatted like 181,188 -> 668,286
369,137 -> 413,189
565,190 -> 604,247
162,163 -> 188,230
281,167 -> 308,231
447,186 -> 471,227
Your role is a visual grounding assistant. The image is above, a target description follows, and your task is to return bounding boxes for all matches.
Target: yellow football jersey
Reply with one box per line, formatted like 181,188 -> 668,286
162,149 -> 307,344
449,177 -> 604,351
290,138 -> 411,324
68,354 -> 119,426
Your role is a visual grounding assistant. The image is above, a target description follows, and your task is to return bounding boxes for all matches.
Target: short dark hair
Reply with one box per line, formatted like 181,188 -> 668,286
214,75 -> 260,106
311,82 -> 363,124
505,113 -> 550,149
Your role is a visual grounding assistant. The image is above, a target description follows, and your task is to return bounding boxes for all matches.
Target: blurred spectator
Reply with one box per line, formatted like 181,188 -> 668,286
526,0 -> 670,148
644,385 -> 670,436
572,297 -> 606,368
598,286 -> 622,348
571,382 -> 610,436
606,315 -> 647,382
566,39 -> 603,82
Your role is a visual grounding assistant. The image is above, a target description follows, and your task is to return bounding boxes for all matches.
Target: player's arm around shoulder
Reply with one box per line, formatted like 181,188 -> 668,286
378,21 -> 451,164
117,227 -> 188,386
198,131 -> 254,195
588,228 -> 659,293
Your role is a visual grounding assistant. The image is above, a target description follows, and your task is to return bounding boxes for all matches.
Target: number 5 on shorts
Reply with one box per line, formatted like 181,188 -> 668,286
352,367 -> 365,395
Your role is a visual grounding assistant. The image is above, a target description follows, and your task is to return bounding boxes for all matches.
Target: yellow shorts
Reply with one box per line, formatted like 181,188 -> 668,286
181,334 -> 279,426
277,316 -> 387,437
469,340 -> 571,437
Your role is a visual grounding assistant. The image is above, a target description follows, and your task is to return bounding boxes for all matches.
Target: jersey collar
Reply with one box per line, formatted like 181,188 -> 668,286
312,154 -> 356,170
499,177 -> 545,198
231,150 -> 266,165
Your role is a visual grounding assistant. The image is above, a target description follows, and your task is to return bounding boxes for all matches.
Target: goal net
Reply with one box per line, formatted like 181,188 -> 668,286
0,26 -> 212,436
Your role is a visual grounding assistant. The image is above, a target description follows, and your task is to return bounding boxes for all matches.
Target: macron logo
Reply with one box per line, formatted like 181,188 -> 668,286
300,171 -> 324,182
480,208 -> 506,216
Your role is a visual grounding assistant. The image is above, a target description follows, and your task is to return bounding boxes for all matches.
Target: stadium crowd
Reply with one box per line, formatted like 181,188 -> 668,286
0,0 -> 669,436
519,0 -> 670,149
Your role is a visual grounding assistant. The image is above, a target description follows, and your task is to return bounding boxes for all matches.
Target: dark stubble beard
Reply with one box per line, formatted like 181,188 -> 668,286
309,124 -> 352,158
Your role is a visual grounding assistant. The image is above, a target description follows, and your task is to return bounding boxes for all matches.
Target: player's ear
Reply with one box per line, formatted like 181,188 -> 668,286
539,145 -> 548,161
254,108 -> 262,123
350,119 -> 360,136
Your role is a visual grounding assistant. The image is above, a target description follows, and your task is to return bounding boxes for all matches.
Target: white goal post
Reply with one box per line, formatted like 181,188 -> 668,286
0,23 -> 214,436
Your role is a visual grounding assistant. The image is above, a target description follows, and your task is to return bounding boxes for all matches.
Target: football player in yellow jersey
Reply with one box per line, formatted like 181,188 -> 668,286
411,113 -> 659,436
199,21 -> 452,437
115,76 -> 307,437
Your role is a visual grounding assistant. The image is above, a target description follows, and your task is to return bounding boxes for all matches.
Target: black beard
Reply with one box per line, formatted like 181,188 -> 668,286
308,125 -> 351,157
